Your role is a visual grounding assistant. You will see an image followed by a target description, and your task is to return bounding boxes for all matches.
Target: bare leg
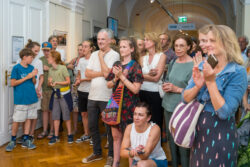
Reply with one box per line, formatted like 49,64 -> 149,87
49,112 -> 54,132
42,111 -> 49,132
65,120 -> 72,135
54,120 -> 60,136
72,110 -> 78,134
11,122 -> 19,136
111,126 -> 123,167
81,112 -> 89,135
29,119 -> 37,136
24,119 -> 31,135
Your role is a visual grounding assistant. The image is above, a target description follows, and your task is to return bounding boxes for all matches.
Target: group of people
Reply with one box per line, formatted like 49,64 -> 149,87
4,24 -> 249,167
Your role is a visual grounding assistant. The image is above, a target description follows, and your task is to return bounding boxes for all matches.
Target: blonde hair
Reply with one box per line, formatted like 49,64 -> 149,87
144,32 -> 162,53
199,24 -> 243,65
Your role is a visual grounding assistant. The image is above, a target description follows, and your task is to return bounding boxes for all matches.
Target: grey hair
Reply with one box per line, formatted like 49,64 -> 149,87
98,28 -> 114,39
239,35 -> 249,44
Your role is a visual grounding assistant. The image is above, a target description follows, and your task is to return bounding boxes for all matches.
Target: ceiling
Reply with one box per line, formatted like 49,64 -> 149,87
108,0 -> 236,36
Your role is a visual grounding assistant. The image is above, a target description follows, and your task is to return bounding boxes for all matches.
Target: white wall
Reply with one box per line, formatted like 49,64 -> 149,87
83,0 -> 107,30
243,1 -> 250,39
49,2 -> 83,61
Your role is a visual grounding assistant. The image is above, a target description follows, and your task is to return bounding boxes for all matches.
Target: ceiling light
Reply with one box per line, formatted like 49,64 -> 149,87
150,0 -> 155,3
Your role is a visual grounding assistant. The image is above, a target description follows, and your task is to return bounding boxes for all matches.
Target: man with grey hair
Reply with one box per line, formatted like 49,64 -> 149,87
82,28 -> 120,166
238,35 -> 249,62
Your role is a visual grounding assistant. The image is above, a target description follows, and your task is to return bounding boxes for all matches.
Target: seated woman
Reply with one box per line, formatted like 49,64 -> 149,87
120,102 -> 167,167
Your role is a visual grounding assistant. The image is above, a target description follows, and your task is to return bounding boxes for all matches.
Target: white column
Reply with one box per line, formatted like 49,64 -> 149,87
243,0 -> 250,38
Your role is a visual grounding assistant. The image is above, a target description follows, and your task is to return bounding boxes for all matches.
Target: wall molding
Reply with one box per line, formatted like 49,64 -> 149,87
60,0 -> 85,13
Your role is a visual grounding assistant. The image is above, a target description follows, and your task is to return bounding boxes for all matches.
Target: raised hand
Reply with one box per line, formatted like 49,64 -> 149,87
203,61 -> 216,83
113,66 -> 122,78
193,51 -> 203,67
192,66 -> 205,89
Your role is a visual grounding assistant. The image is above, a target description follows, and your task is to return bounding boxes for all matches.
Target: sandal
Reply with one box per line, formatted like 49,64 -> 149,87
47,131 -> 54,139
37,131 -> 48,139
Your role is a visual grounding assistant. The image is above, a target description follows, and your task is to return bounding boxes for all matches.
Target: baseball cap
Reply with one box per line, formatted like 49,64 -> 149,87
42,42 -> 52,50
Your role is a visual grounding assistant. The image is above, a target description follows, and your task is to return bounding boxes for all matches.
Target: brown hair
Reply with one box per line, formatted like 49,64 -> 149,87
48,35 -> 57,42
50,51 -> 64,65
172,33 -> 193,55
135,102 -> 151,116
19,48 -> 35,59
144,32 -> 162,53
119,37 -> 139,62
159,32 -> 171,43
83,40 -> 96,53
25,39 -> 40,49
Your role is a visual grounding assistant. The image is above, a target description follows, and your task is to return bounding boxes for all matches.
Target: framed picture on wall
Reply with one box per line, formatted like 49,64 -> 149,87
53,30 -> 67,46
107,17 -> 118,37
12,36 -> 24,63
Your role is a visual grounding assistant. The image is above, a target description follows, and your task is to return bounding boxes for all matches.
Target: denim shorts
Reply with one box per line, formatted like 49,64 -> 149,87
132,159 -> 168,167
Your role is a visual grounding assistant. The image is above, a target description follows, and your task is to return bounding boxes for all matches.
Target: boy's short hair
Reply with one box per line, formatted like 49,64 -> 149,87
19,48 -> 35,59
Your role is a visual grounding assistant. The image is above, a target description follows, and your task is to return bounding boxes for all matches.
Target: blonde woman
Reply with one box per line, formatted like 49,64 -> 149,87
183,25 -> 247,166
139,32 -> 166,130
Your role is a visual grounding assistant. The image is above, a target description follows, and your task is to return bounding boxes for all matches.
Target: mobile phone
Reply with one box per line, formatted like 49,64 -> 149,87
114,61 -> 121,67
207,54 -> 218,69
137,150 -> 145,155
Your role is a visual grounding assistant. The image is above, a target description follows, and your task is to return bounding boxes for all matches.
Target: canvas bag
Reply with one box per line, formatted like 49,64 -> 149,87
169,99 -> 205,148
102,60 -> 135,125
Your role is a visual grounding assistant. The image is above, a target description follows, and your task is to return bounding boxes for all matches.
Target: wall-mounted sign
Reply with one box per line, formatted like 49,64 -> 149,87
12,36 -> 24,63
168,23 -> 196,30
178,16 -> 187,23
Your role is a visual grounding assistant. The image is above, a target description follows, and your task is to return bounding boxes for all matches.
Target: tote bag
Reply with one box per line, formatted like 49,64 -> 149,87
169,99 -> 204,148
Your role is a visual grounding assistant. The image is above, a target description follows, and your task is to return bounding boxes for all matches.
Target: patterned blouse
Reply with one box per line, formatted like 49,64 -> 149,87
106,60 -> 143,130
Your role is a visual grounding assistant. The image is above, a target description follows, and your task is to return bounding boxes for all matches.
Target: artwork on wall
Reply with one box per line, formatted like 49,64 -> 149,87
53,30 -> 67,46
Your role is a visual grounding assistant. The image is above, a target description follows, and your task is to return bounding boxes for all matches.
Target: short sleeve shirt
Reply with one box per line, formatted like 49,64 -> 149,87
17,57 -> 43,89
77,57 -> 91,92
11,64 -> 38,105
48,64 -> 70,89
31,57 -> 44,88
40,56 -> 52,91
87,49 -> 120,101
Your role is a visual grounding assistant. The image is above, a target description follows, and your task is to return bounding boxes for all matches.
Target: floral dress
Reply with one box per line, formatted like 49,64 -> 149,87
106,60 -> 143,131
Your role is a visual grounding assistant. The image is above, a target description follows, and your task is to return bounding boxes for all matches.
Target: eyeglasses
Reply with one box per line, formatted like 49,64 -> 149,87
174,44 -> 187,49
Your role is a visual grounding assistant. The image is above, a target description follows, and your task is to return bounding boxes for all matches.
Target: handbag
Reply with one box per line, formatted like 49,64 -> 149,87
102,60 -> 135,125
169,99 -> 205,148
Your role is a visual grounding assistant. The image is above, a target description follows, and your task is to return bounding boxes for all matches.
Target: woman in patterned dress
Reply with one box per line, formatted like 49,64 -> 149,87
106,37 -> 143,167
183,24 -> 247,167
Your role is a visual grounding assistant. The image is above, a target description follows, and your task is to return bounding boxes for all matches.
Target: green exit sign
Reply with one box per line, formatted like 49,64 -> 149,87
178,16 -> 187,23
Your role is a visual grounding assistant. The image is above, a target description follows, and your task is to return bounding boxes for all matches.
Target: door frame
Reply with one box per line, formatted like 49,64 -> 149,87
0,0 -> 49,146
